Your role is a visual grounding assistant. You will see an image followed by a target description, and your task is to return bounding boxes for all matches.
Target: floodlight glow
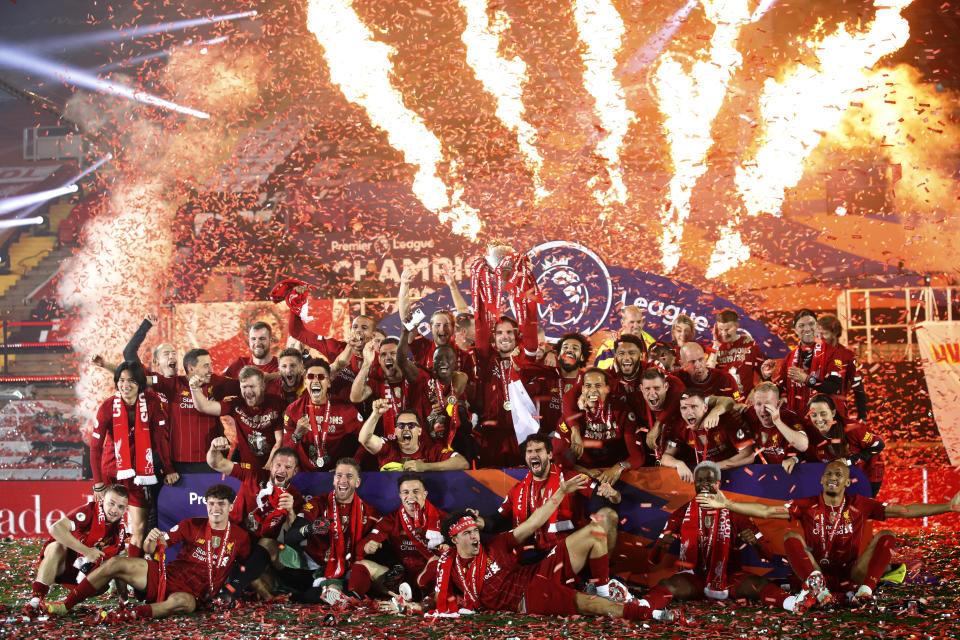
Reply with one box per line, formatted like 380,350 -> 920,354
623,0 -> 700,73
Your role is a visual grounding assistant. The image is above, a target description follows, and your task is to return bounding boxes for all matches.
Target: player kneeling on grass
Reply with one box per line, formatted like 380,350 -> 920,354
427,473 -> 674,622
24,484 -> 130,618
695,460 -> 960,612
645,461 -> 795,612
46,484 -> 252,623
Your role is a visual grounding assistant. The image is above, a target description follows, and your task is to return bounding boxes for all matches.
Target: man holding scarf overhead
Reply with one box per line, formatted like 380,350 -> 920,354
90,361 -> 173,552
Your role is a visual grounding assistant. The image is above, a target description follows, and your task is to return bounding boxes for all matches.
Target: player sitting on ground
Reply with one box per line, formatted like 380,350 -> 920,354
46,484 -> 252,623
429,474 -> 674,622
24,485 -> 130,618
696,460 -> 960,612
646,461 -> 795,612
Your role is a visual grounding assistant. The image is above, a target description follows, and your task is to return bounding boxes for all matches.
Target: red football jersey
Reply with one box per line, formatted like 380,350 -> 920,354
228,462 -> 304,538
786,493 -> 885,567
91,393 -> 170,482
218,394 -> 285,468
154,374 -> 239,463
222,356 -> 279,378
363,506 -> 448,576
162,517 -> 252,600
743,406 -> 808,464
676,368 -> 741,401
713,336 -> 764,395
282,396 -> 363,472
375,437 -> 456,469
661,501 -> 759,576
680,412 -> 752,464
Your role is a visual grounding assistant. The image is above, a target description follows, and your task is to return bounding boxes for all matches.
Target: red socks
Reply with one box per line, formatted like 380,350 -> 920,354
863,534 -> 897,590
347,563 -> 372,596
783,536 -> 815,582
622,600 -> 652,620
644,585 -> 674,610
31,580 -> 49,600
758,582 -> 789,608
64,578 -> 98,610
589,554 -> 610,586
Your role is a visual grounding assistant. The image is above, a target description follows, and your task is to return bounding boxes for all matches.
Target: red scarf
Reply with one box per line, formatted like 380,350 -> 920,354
431,377 -> 461,449
383,378 -> 408,439
434,517 -> 483,615
679,500 -> 732,597
112,392 -> 156,486
325,493 -> 366,579
251,483 -> 289,537
399,500 -> 443,559
79,501 -> 128,552
511,467 -> 571,547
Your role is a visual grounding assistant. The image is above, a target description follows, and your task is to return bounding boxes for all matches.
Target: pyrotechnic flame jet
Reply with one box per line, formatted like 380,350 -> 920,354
573,0 -> 632,214
653,0 -> 750,273
306,0 -> 481,239
733,0 -> 914,223
459,0 -> 548,202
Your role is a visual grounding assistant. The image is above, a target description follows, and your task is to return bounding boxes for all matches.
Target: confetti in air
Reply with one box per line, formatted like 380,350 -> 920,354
459,0 -> 548,201
654,0 -> 750,272
306,0 -> 482,238
572,0 -> 632,212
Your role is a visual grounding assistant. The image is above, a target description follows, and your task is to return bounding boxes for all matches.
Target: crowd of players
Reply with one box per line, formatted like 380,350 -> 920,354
23,262 -> 960,624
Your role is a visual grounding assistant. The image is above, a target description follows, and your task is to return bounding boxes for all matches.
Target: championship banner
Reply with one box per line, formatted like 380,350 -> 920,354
158,464 -> 873,585
915,321 -> 960,466
377,240 -> 790,358
171,299 -> 351,372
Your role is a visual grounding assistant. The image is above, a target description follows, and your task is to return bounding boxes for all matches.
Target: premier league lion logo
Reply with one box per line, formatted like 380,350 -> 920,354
527,241 -> 613,340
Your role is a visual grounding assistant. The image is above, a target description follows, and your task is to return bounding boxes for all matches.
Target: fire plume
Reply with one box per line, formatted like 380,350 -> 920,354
654,0 -> 749,272
306,0 -> 482,238
572,0 -> 632,212
459,0 -> 547,201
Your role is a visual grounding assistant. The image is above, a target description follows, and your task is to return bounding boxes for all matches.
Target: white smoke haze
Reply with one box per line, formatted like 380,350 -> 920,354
58,45 -> 271,434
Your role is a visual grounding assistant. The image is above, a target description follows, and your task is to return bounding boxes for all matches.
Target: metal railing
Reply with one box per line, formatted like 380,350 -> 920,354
0,319 -> 73,379
837,286 -> 956,363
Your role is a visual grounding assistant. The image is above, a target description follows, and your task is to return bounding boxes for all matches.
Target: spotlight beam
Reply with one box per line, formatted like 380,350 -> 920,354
9,154 -> 114,221
0,44 -> 210,119
0,216 -> 45,229
25,11 -> 256,54
0,185 -> 78,216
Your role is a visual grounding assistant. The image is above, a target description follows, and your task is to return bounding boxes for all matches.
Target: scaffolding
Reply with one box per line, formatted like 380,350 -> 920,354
837,286 -> 957,363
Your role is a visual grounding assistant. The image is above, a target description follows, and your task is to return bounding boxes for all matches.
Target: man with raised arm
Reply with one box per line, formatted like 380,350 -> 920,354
206,439 -> 303,602
696,460 -> 960,611
431,475 -> 673,621
397,267 -> 475,378
484,434 -> 622,558
192,365 -> 285,469
350,337 -> 410,440
46,484 -> 251,622
646,462 -> 794,612
358,401 -> 469,471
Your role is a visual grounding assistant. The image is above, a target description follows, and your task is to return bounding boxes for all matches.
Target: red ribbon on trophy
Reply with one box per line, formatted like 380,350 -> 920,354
469,242 -> 541,328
